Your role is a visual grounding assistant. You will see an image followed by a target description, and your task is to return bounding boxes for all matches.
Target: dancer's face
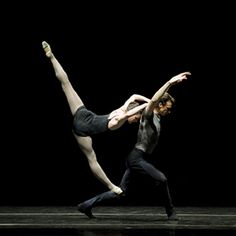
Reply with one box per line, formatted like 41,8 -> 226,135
158,100 -> 173,116
127,113 -> 141,124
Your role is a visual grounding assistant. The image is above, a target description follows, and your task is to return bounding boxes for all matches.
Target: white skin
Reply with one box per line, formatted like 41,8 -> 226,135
42,41 -> 150,194
144,72 -> 191,116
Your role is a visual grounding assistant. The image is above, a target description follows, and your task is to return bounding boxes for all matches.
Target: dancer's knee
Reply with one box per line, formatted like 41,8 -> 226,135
155,173 -> 167,186
160,173 -> 167,183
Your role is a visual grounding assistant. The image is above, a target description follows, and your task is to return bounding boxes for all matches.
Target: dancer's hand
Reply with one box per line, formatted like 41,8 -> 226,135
169,71 -> 191,85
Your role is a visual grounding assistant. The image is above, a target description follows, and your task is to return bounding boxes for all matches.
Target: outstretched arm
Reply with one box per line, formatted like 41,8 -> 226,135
108,94 -> 150,129
108,102 -> 148,130
121,94 -> 150,112
144,72 -> 191,115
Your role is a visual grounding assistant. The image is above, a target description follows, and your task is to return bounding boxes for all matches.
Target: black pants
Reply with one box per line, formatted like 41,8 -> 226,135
80,148 -> 174,214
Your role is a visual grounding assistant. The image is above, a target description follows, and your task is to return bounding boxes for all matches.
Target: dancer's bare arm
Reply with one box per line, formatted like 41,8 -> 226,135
121,94 -> 150,112
144,72 -> 191,116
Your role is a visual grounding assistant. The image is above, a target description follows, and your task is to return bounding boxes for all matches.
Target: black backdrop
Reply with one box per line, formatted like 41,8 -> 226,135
1,3 -> 235,206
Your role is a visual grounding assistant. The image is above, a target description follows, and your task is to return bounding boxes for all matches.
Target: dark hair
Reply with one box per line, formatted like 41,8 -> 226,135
159,92 -> 175,105
127,101 -> 140,111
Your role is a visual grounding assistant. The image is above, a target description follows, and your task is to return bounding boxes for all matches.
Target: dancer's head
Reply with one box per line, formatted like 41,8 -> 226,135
127,101 -> 143,124
155,92 -> 176,117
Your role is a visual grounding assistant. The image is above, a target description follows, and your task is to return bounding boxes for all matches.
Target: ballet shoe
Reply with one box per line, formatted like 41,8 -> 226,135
42,41 -> 52,57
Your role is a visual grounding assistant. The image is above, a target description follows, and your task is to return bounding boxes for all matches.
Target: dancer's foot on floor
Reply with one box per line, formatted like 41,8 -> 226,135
167,209 -> 179,221
78,203 -> 96,219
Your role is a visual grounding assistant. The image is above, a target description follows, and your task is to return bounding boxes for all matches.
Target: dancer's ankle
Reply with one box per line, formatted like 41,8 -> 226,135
42,41 -> 52,58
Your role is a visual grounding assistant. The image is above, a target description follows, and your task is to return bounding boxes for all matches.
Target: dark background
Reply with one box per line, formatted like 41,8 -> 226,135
1,3 -> 235,207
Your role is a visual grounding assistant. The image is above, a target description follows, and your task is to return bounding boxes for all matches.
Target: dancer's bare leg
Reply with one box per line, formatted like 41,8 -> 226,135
74,135 -> 123,195
42,41 -> 82,115
42,41 -> 122,194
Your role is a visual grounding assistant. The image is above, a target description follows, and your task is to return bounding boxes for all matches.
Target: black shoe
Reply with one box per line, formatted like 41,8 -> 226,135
167,209 -> 179,221
78,203 -> 96,219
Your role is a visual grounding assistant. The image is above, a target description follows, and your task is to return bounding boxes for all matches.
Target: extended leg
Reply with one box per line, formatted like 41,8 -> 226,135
127,149 -> 178,220
42,41 -> 83,115
78,188 -> 123,219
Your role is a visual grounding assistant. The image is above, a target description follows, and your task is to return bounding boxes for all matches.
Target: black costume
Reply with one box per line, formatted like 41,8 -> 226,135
73,106 -> 110,136
78,111 -> 177,220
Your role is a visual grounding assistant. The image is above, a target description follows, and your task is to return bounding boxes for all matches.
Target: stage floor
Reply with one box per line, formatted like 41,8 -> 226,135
0,206 -> 235,235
